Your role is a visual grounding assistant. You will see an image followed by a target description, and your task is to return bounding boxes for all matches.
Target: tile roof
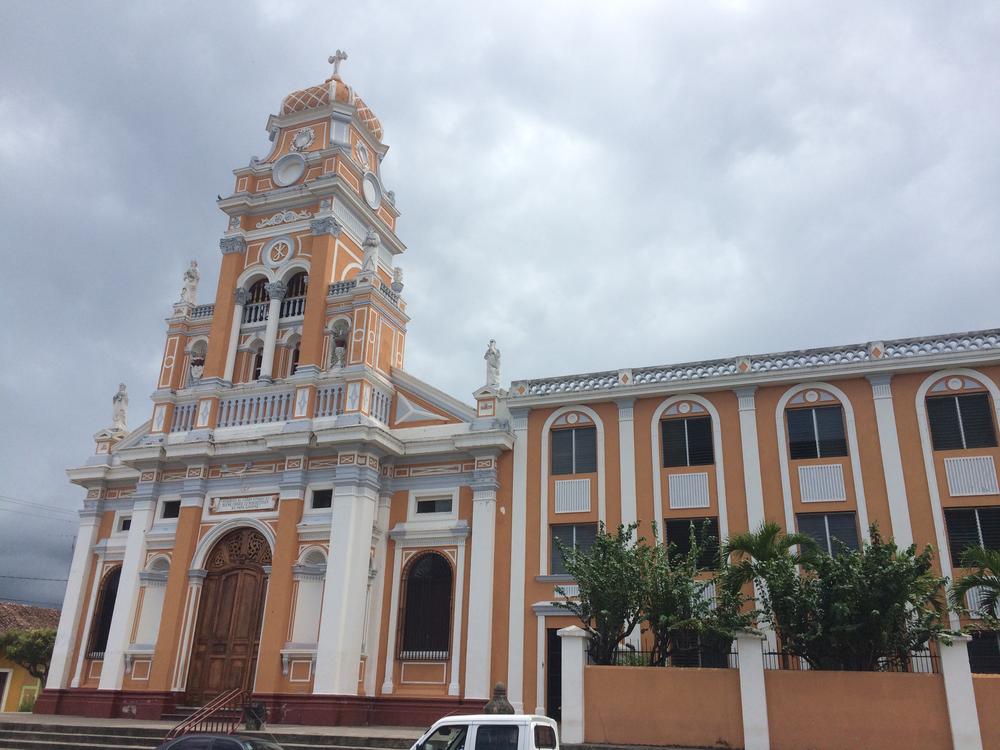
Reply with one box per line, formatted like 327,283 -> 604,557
0,601 -> 60,633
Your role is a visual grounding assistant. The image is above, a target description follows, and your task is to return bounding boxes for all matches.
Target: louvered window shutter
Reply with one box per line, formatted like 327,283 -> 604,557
797,514 -> 832,555
687,417 -> 715,466
551,525 -> 575,574
945,508 -> 981,562
575,523 -> 598,553
826,512 -> 859,553
787,409 -> 818,459
662,420 -> 688,467
977,507 -> 1000,552
665,519 -> 694,559
927,397 -> 964,450
958,393 -> 998,449
551,429 -> 574,475
574,427 -> 597,473
815,406 -> 848,457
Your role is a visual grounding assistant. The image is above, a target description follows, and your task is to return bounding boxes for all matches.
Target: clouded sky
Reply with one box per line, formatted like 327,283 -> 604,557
2,0 -> 999,607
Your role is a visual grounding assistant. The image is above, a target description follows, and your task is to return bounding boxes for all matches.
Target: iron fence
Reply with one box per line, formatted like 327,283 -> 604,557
591,644 -> 738,669
762,649 -> 940,673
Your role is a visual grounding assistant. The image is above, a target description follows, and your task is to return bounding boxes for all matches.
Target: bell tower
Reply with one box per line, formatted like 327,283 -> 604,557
146,54 -> 409,437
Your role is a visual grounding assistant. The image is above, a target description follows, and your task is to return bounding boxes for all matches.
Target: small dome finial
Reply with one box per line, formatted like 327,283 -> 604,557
328,50 -> 348,80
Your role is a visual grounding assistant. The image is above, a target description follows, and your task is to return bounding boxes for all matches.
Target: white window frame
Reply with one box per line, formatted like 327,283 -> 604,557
155,495 -> 182,524
305,483 -> 335,514
407,488 -> 459,523
113,512 -> 133,535
0,667 -> 12,712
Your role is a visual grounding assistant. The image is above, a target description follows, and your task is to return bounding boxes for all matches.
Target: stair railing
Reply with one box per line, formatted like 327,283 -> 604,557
164,688 -> 249,740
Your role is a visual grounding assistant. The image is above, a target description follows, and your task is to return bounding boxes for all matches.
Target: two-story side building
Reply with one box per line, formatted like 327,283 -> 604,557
37,58 -> 1000,725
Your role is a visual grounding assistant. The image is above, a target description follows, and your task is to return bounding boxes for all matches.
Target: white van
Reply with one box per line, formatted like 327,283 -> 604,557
411,715 -> 560,750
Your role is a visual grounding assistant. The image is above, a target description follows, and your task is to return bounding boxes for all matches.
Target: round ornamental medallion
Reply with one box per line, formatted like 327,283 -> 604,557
362,172 -> 381,210
263,236 -> 294,268
566,413 -> 579,424
290,127 -> 315,152
947,377 -> 964,391
678,402 -> 692,414
805,390 -> 820,403
272,152 -> 306,187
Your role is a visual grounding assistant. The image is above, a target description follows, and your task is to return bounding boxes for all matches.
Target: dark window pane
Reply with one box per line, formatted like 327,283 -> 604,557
664,518 -> 718,568
574,427 -> 597,474
474,726 -> 519,750
534,726 -> 557,749
551,525 -> 575,575
686,417 -> 715,466
958,393 -> 998,449
89,567 -> 121,655
212,740 -> 243,750
551,430 -> 574,475
417,498 -> 452,514
797,514 -> 830,555
815,406 -> 847,457
826,513 -> 859,554
311,489 -> 332,509
927,397 -> 964,451
945,509 -> 982,562
161,500 -> 181,519
969,632 -> 1000,674
574,523 -> 598,553
662,420 -> 688,468
787,409 -> 818,460
979,507 -> 1000,552
401,553 -> 452,657
665,519 -> 694,559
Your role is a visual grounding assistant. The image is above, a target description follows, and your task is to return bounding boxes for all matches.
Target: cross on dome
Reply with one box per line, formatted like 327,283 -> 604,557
328,50 -> 348,79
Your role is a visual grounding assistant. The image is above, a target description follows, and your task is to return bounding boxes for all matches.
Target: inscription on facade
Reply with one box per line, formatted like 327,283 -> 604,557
210,494 -> 278,514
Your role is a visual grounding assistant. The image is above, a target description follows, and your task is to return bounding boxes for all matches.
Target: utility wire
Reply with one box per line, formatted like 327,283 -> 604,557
0,494 -> 80,516
0,506 -> 76,523
0,575 -> 69,583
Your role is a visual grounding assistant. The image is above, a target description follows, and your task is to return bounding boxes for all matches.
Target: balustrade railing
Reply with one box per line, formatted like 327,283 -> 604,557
372,388 -> 392,424
190,303 -> 214,320
315,384 -> 345,418
280,295 -> 306,318
170,402 -> 197,432
242,300 -> 269,324
217,391 -> 293,427
328,279 -> 357,297
378,282 -> 400,305
164,688 -> 248,741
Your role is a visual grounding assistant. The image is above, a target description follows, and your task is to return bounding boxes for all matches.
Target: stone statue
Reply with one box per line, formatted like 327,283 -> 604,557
332,345 -> 346,368
484,339 -> 501,390
359,229 -> 379,282
112,383 -> 128,432
179,260 -> 200,304
391,266 -> 404,293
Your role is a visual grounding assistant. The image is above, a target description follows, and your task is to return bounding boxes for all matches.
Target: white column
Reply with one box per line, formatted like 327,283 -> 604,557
99,498 -> 155,690
380,543 -> 404,694
314,474 -> 378,695
448,542 -> 466,696
47,509 -> 100,689
939,636 -> 984,750
616,399 -> 638,527
736,630 -> 770,750
867,374 -> 914,547
223,287 -> 247,383
464,471 -> 498,699
71,550 -> 105,688
258,281 -> 286,382
171,572 -> 206,692
558,625 -> 588,744
507,408 -> 530,712
363,492 -> 392,697
735,387 -> 766,529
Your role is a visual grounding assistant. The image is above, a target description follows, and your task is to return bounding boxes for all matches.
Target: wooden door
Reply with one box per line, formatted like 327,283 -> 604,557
185,528 -> 270,705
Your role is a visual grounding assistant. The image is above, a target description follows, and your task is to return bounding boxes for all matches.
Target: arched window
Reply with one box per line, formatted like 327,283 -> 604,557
926,377 -> 998,451
247,279 -> 268,304
188,340 -> 207,385
251,346 -> 264,381
784,390 -> 847,460
87,567 -> 121,659
281,272 -> 308,318
242,280 -> 269,324
399,552 -> 452,661
289,341 -> 301,376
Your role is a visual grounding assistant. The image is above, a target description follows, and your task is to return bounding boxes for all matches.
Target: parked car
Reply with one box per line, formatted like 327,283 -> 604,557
156,734 -> 284,750
411,714 -> 559,750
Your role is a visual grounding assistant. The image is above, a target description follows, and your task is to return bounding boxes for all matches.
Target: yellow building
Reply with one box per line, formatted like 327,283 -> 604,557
0,602 -> 60,712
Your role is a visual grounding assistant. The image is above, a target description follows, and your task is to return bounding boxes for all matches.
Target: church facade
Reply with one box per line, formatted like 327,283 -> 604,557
39,58 -> 1000,725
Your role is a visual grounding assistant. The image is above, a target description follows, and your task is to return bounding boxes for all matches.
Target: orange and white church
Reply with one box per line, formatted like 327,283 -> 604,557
39,55 -> 1000,725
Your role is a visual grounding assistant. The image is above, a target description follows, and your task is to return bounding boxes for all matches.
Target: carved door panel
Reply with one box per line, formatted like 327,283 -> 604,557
185,528 -> 270,705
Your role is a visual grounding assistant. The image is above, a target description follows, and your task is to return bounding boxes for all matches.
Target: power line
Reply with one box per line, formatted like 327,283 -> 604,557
0,575 -> 69,583
0,596 -> 62,608
0,494 -> 80,517
0,506 -> 76,523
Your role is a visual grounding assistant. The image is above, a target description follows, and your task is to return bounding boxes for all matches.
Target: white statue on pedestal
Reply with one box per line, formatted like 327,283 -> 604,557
112,383 -> 129,432
484,339 -> 501,390
179,260 -> 200,304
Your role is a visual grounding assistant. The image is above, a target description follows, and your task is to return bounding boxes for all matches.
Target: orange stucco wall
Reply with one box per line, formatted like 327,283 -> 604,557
584,665 -> 743,747
765,670 -> 951,750
974,674 -> 1000,750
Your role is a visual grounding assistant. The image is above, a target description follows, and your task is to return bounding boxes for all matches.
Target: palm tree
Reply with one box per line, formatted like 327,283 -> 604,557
724,521 -> 821,586
951,546 -> 1000,619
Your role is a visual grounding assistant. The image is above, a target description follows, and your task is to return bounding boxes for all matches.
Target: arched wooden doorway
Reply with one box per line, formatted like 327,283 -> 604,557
185,527 -> 271,704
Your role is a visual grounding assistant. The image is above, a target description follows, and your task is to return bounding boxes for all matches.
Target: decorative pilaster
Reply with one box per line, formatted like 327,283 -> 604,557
98,497 -> 156,690
314,464 -> 379,695
465,461 -> 499,699
506,407 -> 530,712
259,282 -> 287,381
223,287 -> 248,383
616,398 -> 637,528
46,509 -> 101,689
362,487 -> 392,697
734,386 -> 766,530
867,374 -> 914,547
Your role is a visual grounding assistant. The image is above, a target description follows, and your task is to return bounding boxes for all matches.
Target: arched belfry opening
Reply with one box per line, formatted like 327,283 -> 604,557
185,527 -> 271,704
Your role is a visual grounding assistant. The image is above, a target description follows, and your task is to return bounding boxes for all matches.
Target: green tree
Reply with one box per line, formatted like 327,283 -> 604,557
554,523 -> 647,664
644,522 -> 752,666
951,546 -> 1000,627
724,520 -> 820,586
0,628 -> 56,682
752,527 -> 949,670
